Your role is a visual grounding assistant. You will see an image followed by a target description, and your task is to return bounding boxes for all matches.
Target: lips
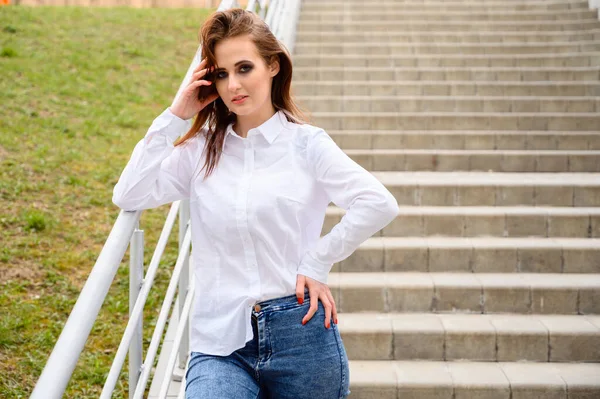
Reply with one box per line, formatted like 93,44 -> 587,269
232,95 -> 248,101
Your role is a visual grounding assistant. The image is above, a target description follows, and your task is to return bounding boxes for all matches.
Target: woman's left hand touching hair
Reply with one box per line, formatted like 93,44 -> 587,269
296,274 -> 338,329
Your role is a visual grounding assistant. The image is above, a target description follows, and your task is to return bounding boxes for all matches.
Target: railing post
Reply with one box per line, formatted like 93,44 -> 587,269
177,199 -> 191,373
129,221 -> 144,399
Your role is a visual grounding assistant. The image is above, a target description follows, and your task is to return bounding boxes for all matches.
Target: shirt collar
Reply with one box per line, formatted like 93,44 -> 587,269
222,109 -> 287,150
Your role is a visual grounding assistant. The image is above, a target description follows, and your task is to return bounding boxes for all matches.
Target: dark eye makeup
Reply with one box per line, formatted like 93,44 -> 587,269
215,65 -> 253,80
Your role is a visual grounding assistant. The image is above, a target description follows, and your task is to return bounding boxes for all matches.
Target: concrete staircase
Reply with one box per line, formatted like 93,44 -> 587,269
292,0 -> 600,397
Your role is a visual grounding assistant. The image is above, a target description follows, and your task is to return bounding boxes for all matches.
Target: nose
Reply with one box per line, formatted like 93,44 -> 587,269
227,74 -> 241,93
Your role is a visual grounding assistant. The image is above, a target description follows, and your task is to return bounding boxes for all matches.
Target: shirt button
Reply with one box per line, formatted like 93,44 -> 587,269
254,304 -> 261,312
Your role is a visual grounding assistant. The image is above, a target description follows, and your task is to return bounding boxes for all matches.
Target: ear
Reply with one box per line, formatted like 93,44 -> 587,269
269,55 -> 280,77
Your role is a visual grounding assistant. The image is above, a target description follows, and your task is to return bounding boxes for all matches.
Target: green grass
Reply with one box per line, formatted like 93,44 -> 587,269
0,4 -> 215,397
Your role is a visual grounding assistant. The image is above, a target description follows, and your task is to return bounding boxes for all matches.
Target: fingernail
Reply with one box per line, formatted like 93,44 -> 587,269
302,320 -> 306,325
334,318 -> 338,324
298,297 -> 303,305
326,323 -> 330,329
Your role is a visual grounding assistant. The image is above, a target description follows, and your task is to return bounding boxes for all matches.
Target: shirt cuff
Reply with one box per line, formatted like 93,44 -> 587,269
297,251 -> 332,285
145,107 -> 193,142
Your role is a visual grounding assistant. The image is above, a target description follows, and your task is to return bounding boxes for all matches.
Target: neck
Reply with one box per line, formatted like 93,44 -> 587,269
232,103 -> 277,139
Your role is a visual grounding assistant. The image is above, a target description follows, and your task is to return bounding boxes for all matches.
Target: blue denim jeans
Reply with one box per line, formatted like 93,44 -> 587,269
185,288 -> 351,398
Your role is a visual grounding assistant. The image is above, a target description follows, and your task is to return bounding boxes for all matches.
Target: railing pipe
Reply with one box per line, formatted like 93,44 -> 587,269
158,280 -> 195,398
128,225 -> 145,399
131,222 -> 192,399
177,199 -> 191,371
30,210 -> 140,399
100,202 -> 181,398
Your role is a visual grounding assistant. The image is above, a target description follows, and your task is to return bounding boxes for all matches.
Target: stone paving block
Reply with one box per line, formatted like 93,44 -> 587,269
489,316 -> 549,361
562,247 -> 600,273
339,314 -> 393,360
537,315 -> 600,362
395,361 -> 454,399
447,362 -> 511,399
428,243 -> 472,272
552,363 -> 600,399
548,213 -> 591,238
431,273 -> 482,312
506,213 -> 547,237
442,315 -> 496,360
499,363 -> 566,399
477,273 -> 531,313
392,315 -> 445,360
472,247 -> 518,273
348,361 -> 397,399
517,247 -> 562,273
384,238 -> 429,272
456,185 -> 496,206
464,212 -> 506,237
339,273 -> 387,312
387,272 -> 435,312
342,241 -> 385,273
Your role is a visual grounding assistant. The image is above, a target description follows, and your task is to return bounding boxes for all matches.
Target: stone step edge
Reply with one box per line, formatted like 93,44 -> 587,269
327,205 -> 600,216
343,149 -> 600,155
348,360 -> 600,389
293,52 -> 600,60
351,236 -> 600,250
294,66 -> 600,71
296,41 -> 600,49
293,80 -> 600,86
338,312 -> 600,334
328,130 -> 600,135
370,171 -> 600,185
309,111 -> 600,117
297,19 -> 600,26
299,9 -> 595,16
328,271 -> 600,288
297,95 -> 600,100
303,0 -> 589,3
302,0 -> 589,5
296,28 -> 600,36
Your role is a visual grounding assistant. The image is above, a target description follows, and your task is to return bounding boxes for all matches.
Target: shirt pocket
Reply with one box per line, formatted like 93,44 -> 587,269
190,188 -> 233,239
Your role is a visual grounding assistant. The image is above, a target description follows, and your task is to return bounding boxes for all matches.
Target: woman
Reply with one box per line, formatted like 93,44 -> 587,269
112,7 -> 399,399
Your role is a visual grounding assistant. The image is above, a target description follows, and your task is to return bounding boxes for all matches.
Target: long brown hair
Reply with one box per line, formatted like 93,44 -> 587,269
174,7 -> 310,181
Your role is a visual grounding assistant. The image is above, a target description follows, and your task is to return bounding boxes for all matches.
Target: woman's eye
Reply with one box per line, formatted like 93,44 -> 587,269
215,65 -> 252,80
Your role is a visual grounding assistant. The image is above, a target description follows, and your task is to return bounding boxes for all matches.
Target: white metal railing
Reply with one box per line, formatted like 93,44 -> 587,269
30,0 -> 302,397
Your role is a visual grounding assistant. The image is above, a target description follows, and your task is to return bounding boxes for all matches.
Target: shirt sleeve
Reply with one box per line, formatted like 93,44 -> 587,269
297,128 -> 400,285
112,107 -> 198,211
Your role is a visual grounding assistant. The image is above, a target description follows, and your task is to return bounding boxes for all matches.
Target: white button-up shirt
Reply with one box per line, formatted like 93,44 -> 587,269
112,106 -> 399,356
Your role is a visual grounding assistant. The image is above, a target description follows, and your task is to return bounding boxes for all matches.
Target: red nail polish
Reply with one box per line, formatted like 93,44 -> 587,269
334,318 -> 338,324
302,320 -> 306,325
298,297 -> 303,305
326,323 -> 330,329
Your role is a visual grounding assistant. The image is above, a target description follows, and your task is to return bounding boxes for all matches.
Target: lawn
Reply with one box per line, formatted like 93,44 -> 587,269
0,4 -> 215,397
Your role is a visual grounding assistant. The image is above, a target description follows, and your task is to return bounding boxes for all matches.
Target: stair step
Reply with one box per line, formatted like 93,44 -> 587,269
328,130 -> 600,150
334,236 -> 600,274
324,205 -> 600,238
296,29 -> 600,43
340,149 -> 600,172
347,360 -> 600,399
294,67 -> 600,81
296,19 -> 600,32
310,111 -> 600,131
294,42 -> 600,55
292,52 -> 600,67
297,95 -> 600,112
301,0 -> 589,11
328,272 -> 600,313
298,10 -> 598,22
338,313 -> 600,361
370,171 -> 600,206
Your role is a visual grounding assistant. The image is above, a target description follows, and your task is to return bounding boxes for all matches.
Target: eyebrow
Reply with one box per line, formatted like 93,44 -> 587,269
214,60 -> 252,72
